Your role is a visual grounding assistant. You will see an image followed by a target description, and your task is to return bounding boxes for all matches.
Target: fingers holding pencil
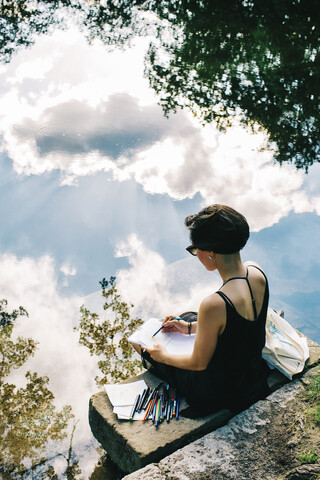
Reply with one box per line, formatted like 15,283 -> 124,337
161,316 -> 188,335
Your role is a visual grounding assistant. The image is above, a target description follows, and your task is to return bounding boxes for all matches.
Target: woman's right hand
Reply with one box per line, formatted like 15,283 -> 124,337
161,316 -> 188,335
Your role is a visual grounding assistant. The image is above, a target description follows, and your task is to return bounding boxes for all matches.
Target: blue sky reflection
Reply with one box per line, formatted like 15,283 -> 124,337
0,19 -> 319,477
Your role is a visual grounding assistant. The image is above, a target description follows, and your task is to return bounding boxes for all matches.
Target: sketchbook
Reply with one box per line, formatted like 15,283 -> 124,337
128,317 -> 195,355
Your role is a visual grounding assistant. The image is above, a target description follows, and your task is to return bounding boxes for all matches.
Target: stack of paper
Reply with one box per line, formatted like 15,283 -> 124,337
105,379 -> 148,420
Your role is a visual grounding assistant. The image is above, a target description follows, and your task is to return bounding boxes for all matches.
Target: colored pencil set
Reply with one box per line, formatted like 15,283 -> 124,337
130,384 -> 180,426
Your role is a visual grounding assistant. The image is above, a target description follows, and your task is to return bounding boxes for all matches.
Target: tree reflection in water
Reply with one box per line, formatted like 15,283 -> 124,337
0,283 -> 143,479
0,300 -> 78,479
0,1 -> 319,477
1,0 -> 319,169
144,0 -> 320,170
76,276 -> 144,386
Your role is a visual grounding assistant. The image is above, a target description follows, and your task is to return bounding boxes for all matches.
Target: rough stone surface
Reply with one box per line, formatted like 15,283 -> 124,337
284,463 -> 320,480
122,381 -> 306,480
89,371 -> 232,473
90,335 -> 320,477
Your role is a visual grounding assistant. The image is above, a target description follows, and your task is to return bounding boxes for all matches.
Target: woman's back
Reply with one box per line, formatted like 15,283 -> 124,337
205,264 -> 269,410
218,262 -> 267,322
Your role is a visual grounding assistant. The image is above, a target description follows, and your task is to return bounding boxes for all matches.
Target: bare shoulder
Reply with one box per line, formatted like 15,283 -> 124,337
244,260 -> 266,285
198,293 -> 226,328
244,260 -> 262,269
200,292 -> 225,311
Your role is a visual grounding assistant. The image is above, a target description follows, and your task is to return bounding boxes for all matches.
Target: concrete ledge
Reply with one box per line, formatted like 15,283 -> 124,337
89,335 -> 320,474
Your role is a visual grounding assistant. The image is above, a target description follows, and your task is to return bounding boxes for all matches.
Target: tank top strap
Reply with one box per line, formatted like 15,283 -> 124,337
244,275 -> 258,320
222,269 -> 248,287
216,290 -> 237,311
246,264 -> 268,281
218,267 -> 258,320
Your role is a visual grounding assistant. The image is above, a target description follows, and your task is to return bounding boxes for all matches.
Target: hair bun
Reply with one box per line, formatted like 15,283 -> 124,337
184,204 -> 249,254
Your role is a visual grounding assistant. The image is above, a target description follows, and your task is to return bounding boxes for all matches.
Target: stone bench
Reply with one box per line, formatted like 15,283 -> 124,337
89,335 -> 320,474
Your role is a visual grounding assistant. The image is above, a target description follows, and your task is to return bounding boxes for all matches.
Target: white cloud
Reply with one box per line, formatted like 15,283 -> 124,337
60,261 -> 77,286
0,24 -> 319,232
0,25 -> 157,179
60,262 -> 77,276
0,253 -> 100,472
114,122 -> 318,231
115,234 -> 219,319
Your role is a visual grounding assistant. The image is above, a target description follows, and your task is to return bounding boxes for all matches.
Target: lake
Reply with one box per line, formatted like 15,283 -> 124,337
0,1 -> 319,479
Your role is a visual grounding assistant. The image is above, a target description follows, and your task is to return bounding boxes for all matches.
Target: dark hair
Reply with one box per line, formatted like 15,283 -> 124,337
184,204 -> 249,254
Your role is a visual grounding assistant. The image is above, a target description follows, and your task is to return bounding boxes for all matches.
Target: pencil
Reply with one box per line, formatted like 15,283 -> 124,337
171,392 -> 176,418
151,317 -> 183,338
144,387 -> 155,409
154,398 -> 161,427
175,393 -> 180,420
166,398 -> 171,422
150,392 -> 158,421
138,388 -> 148,412
152,398 -> 157,422
153,398 -> 159,424
129,394 -> 140,421
142,399 -> 152,421
160,392 -> 164,421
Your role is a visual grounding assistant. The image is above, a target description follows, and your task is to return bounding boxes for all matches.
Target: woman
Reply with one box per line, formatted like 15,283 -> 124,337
133,204 -> 270,414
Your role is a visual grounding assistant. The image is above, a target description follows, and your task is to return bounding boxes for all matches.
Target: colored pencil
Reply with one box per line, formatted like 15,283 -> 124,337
142,398 -> 153,422
154,398 -> 161,427
129,394 -> 140,421
175,393 -> 180,419
171,392 -> 176,418
148,391 -> 158,421
138,388 -> 148,412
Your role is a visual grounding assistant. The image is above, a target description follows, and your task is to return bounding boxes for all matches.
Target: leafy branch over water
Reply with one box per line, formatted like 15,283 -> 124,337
1,0 -> 319,169
0,299 -> 77,479
76,276 -> 144,386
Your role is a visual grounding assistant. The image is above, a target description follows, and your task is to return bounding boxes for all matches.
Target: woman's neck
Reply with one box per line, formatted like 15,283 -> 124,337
216,253 -> 246,284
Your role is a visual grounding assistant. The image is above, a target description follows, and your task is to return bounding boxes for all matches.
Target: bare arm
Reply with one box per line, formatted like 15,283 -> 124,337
146,295 -> 226,371
161,316 -> 197,335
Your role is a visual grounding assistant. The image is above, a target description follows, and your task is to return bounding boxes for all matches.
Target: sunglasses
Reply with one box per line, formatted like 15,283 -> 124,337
186,244 -> 215,256
186,245 -> 198,256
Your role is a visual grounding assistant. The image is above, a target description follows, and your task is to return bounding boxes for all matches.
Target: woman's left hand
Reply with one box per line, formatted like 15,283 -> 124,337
146,344 -> 168,364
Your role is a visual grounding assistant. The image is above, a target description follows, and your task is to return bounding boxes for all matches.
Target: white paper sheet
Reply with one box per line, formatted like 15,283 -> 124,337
104,379 -> 147,407
113,405 -> 145,420
165,332 -> 195,355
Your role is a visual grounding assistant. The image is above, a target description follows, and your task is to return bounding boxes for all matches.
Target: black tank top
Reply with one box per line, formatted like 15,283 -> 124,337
205,265 -> 269,409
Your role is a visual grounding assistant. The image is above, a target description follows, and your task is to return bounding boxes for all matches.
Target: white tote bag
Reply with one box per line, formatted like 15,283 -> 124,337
262,308 -> 309,379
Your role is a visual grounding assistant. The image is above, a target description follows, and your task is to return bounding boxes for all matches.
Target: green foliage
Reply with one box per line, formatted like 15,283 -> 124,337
0,0 -> 80,63
310,406 -> 320,425
299,450 -> 319,464
0,298 -> 28,327
1,0 -> 319,169
304,371 -> 320,406
0,0 -> 147,64
75,276 -> 144,385
0,299 -> 36,379
144,0 -> 320,170
303,370 -> 320,426
0,299 -> 75,479
297,369 -> 320,467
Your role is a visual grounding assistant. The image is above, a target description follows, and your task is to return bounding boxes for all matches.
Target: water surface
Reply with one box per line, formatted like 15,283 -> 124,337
0,1 -> 319,478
